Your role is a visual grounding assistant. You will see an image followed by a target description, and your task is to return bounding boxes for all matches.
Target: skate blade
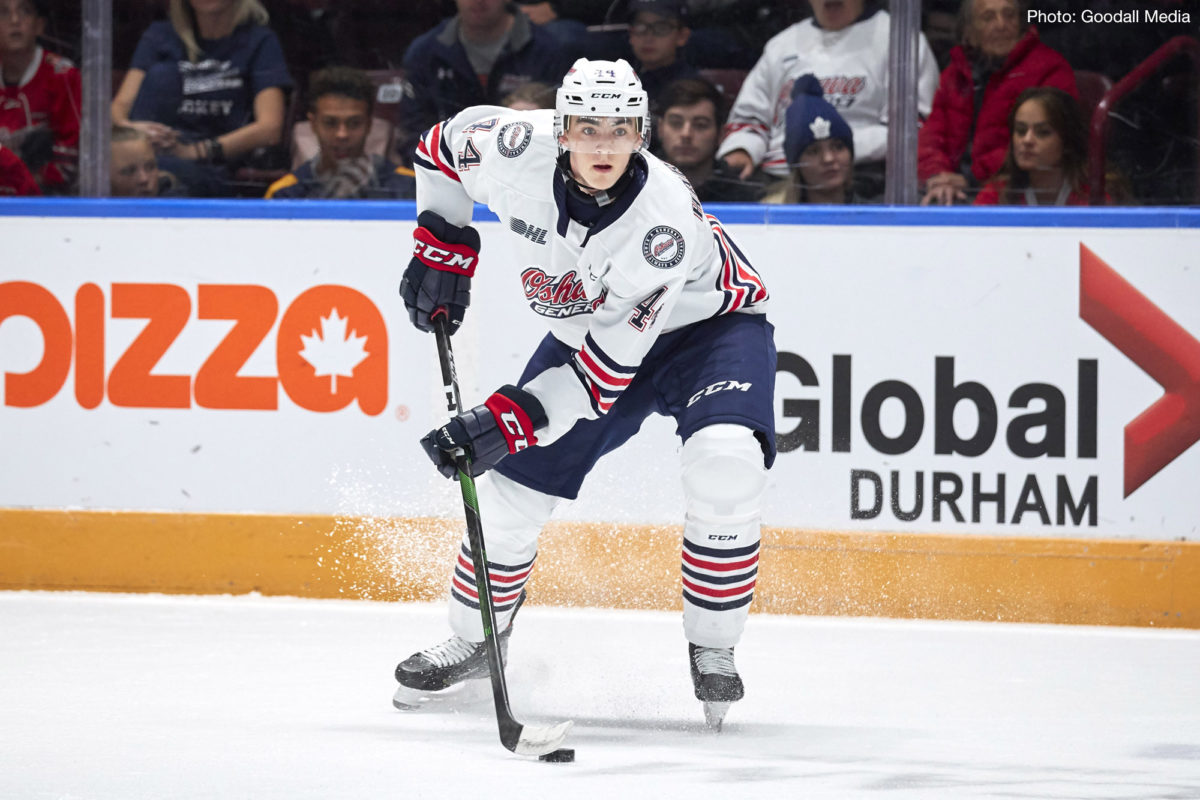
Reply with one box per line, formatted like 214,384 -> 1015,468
392,679 -> 489,712
703,701 -> 731,731
513,720 -> 574,757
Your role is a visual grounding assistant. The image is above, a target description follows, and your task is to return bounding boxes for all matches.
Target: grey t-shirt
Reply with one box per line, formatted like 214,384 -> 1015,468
461,29 -> 511,81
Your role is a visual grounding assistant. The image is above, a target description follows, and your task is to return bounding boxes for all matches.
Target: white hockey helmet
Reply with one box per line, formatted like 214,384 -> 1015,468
555,58 -> 651,153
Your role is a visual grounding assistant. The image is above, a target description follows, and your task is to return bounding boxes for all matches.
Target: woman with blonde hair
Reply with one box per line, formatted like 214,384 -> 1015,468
111,0 -> 292,195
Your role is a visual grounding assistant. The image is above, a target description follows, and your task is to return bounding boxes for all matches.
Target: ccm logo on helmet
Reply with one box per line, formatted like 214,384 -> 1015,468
591,92 -> 622,99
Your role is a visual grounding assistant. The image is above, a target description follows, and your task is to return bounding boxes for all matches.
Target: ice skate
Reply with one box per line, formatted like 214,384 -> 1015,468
689,643 -> 744,731
392,593 -> 522,710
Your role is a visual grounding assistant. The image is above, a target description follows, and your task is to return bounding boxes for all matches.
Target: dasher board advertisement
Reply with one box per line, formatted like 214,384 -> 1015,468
1,205 -> 1197,540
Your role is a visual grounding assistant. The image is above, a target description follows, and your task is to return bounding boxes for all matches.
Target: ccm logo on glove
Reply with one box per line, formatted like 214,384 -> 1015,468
413,228 -> 478,276
400,212 -> 481,335
420,384 -> 548,479
500,412 -> 529,450
485,393 -> 540,452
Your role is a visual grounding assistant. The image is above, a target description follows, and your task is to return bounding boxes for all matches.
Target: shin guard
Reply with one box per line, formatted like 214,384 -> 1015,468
679,424 -> 768,648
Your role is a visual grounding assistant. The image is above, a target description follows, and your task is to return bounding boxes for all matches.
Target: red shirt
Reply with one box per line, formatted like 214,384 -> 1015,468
918,29 -> 1077,185
0,143 -> 40,195
974,179 -> 1096,206
0,47 -> 81,192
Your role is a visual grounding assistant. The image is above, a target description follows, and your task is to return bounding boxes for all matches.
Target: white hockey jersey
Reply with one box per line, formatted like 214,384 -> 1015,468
413,107 -> 769,444
716,9 -> 939,176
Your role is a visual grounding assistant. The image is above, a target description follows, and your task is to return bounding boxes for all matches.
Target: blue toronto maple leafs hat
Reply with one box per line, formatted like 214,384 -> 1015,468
783,74 -> 855,165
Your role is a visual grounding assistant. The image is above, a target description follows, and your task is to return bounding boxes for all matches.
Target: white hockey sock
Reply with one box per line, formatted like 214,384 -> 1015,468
447,471 -> 560,641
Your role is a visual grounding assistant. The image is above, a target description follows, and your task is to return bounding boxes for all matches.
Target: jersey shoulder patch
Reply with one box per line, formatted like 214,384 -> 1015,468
496,120 -> 534,158
641,225 -> 686,269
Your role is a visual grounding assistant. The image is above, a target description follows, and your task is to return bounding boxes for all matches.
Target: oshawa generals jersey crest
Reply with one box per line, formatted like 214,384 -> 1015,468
413,106 -> 768,436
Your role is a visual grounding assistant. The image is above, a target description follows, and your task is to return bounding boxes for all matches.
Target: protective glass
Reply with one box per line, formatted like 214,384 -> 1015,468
558,116 -> 643,154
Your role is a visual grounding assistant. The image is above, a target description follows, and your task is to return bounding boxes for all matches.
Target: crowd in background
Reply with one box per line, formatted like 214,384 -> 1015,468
0,0 -> 1195,204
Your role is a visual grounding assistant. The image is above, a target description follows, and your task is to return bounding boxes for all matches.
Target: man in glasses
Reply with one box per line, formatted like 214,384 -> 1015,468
625,0 -> 699,117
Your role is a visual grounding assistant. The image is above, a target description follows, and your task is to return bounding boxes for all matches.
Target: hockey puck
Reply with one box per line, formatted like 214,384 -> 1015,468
538,748 -> 575,763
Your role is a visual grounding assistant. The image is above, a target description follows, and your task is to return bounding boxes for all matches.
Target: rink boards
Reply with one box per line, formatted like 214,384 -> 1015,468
1,201 -> 1198,626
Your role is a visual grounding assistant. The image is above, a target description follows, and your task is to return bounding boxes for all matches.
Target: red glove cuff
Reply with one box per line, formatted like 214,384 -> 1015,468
484,391 -> 542,454
413,226 -> 479,277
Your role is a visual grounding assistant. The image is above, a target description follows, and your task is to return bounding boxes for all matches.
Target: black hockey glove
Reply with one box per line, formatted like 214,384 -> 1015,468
399,210 -> 481,335
420,385 -> 548,479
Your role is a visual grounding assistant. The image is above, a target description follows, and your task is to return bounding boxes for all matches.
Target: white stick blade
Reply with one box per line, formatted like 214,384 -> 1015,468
513,720 -> 573,756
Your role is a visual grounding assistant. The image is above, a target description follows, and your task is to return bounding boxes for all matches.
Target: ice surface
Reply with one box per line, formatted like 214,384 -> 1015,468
1,592 -> 1198,799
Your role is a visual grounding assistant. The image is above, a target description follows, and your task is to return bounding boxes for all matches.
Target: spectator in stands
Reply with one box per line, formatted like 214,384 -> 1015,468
625,0 -> 699,115
502,80 -> 556,110
513,0 -> 589,49
923,0 -> 959,71
769,74 -> 857,204
718,0 -> 938,196
592,0 -> 768,70
0,0 -> 80,194
974,86 -> 1099,205
656,77 -> 763,202
396,0 -> 570,166
918,0 -> 1078,206
0,140 -> 38,194
265,66 -> 415,199
110,125 -> 186,197
111,0 -> 293,197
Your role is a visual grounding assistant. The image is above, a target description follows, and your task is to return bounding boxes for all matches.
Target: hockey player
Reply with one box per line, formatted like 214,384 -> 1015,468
394,58 -> 776,726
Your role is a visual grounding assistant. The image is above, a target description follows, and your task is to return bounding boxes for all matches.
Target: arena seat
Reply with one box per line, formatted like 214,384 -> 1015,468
1073,69 -> 1113,122
698,68 -> 748,112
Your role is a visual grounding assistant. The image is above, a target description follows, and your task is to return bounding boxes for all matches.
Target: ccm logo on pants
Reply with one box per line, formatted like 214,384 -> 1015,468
688,380 -> 752,407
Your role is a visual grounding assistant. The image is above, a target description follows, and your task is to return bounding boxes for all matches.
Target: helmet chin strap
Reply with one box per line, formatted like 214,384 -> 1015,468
557,152 -> 636,207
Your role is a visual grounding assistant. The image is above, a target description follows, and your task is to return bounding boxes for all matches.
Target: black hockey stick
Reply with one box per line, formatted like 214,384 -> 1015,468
431,315 -> 573,757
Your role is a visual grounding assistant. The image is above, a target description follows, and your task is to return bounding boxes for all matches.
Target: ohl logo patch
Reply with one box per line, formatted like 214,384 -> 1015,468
641,226 -> 685,269
510,217 -> 549,245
